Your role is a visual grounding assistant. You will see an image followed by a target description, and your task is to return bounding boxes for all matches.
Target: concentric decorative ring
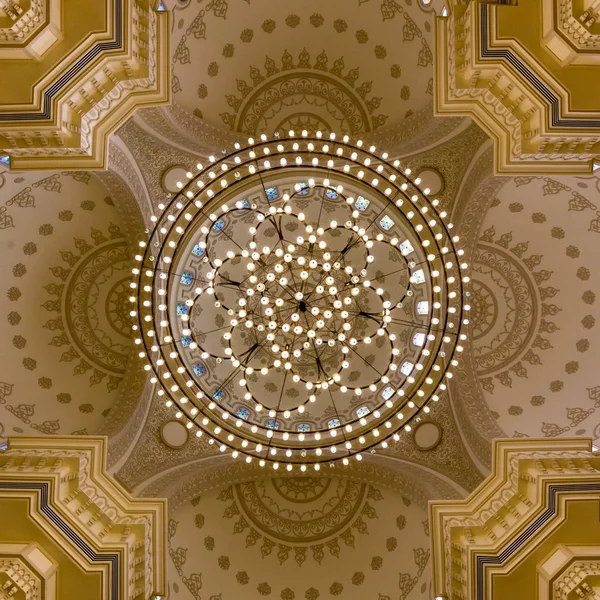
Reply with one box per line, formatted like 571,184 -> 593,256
131,132 -> 470,470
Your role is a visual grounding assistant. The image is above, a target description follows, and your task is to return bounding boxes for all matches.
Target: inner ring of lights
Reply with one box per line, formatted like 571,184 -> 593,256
132,133 -> 470,471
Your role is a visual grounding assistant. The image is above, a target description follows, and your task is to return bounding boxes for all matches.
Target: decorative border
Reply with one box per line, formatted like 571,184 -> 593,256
475,482 -> 600,600
0,480 -> 119,600
0,0 -> 122,122
480,4 -> 600,128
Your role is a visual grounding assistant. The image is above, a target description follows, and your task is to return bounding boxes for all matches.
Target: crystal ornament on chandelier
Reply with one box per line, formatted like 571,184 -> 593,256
131,132 -> 470,470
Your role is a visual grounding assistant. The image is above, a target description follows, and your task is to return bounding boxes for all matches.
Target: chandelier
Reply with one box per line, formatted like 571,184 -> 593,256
131,133 -> 469,470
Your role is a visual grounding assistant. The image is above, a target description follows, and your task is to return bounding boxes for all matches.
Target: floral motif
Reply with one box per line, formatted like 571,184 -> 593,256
236,571 -> 249,585
286,14 -> 300,27
7,312 -> 21,326
12,263 -> 26,277
381,0 -> 403,19
333,19 -> 347,32
262,20 -> 276,33
38,377 -> 52,389
240,28 -> 254,42
532,212 -> 547,223
582,315 -> 595,329
257,582 -> 272,596
41,234 -> 132,390
7,287 -> 21,301
471,241 -> 557,384
329,582 -> 343,596
222,43 -> 235,57
374,45 -> 387,58
356,29 -> 369,43
204,536 -> 215,551
22,358 -> 36,370
310,13 -> 324,27
417,38 -> 432,67
219,50 -> 388,135
12,336 -> 26,349
577,267 -> 590,280
582,291 -> 595,304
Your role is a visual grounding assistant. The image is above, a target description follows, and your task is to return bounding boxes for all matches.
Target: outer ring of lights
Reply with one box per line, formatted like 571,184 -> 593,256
132,133 -> 470,470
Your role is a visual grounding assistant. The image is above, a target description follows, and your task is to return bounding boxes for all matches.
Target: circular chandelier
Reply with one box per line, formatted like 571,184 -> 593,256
131,132 -> 469,470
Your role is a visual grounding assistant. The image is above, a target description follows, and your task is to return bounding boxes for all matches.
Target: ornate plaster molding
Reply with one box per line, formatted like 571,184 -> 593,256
542,0 -> 600,65
430,438 -> 600,600
435,2 -> 600,174
447,149 -> 508,468
0,546 -> 55,600
0,0 -> 60,57
0,436 -> 167,600
136,452 -> 463,514
0,0 -> 170,170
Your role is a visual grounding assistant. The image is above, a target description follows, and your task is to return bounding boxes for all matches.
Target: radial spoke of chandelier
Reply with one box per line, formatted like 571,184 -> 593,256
366,264 -> 411,285
157,323 -> 234,348
302,244 -> 357,304
299,311 -> 329,380
317,315 -> 386,379
239,254 -> 302,305
213,333 -> 274,397
387,316 -> 461,336
303,187 -> 329,296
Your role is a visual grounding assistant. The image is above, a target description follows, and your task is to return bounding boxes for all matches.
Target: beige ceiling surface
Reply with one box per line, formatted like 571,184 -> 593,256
168,475 -> 431,600
469,172 -> 600,440
0,168 -> 134,437
169,0 -> 435,136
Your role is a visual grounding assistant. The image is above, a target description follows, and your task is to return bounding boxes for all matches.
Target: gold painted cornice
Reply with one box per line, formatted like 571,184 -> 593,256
434,1 -> 600,174
429,438 -> 600,600
0,436 -> 167,599
0,0 -> 170,170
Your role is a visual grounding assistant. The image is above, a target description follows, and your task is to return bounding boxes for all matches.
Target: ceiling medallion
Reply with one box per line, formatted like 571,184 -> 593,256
131,132 -> 470,470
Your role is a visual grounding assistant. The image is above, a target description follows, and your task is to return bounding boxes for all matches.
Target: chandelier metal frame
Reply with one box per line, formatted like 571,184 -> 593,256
131,132 -> 470,471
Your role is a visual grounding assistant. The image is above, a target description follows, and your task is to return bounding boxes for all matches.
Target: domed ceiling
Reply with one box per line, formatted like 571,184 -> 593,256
168,475 -> 431,600
0,166 -> 134,438
468,172 -> 600,440
169,0 -> 436,136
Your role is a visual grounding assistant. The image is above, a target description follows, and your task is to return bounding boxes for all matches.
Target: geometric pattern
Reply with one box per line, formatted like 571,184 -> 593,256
0,0 -> 170,170
430,438 -> 600,600
0,436 -> 167,600
0,545 -> 56,600
435,1 -> 600,174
